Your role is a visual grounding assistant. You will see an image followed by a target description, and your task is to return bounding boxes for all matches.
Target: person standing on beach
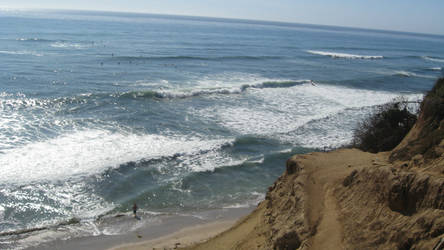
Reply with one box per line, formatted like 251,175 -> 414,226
132,203 -> 138,217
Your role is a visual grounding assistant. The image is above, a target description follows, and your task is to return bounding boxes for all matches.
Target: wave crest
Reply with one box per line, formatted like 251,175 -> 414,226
422,56 -> 444,63
119,80 -> 310,100
428,67 -> 442,71
307,50 -> 383,59
0,50 -> 43,56
16,37 -> 53,42
394,71 -> 417,77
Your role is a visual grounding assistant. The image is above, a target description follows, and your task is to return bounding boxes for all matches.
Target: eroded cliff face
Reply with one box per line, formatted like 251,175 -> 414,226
336,165 -> 444,249
391,78 -> 444,165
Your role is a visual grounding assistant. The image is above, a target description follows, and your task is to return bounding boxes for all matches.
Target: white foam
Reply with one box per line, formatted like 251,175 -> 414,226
429,67 -> 442,71
0,204 -> 4,219
0,50 -> 43,56
195,83 -> 422,148
246,157 -> 264,164
422,56 -> 444,63
17,37 -> 41,41
281,107 -> 372,149
0,181 -> 112,220
178,146 -> 246,172
186,72 -> 303,91
131,79 -> 171,87
393,70 -> 435,79
0,95 -> 55,150
194,72 -> 273,87
155,87 -> 243,98
394,70 -> 416,77
307,50 -> 383,59
0,129 -> 231,183
299,83 -> 422,108
222,192 -> 265,209
50,42 -> 90,49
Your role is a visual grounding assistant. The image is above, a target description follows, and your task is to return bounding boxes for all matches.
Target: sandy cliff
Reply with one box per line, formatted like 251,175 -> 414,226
188,80 -> 444,250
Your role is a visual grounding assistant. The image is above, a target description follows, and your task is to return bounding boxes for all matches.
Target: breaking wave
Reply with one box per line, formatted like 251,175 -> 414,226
394,71 -> 417,77
0,50 -> 43,56
16,37 -> 53,42
422,56 -> 444,63
428,67 -> 442,71
119,80 -> 310,99
50,41 -> 92,49
307,50 -> 383,59
392,70 -> 435,79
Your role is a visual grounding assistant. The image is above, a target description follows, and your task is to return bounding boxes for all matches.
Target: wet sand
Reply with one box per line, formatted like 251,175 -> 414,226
30,207 -> 253,250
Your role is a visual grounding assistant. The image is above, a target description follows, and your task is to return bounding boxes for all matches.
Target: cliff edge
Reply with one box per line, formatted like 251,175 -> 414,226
188,79 -> 444,250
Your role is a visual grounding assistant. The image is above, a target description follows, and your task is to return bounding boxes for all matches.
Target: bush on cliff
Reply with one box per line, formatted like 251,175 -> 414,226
351,98 -> 417,153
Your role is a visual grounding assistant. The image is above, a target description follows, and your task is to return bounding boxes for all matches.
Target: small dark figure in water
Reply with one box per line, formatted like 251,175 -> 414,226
132,203 -> 138,217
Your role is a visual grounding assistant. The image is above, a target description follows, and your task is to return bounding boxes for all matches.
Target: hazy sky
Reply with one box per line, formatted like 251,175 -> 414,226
1,0 -> 443,35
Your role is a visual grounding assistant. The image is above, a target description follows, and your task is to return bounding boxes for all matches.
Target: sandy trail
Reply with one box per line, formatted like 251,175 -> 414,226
296,150 -> 384,250
311,187 -> 343,249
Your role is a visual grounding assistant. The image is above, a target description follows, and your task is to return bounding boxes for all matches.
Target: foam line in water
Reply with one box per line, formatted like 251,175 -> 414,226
428,67 -> 442,71
422,56 -> 444,63
16,37 -> 53,42
222,192 -> 265,209
394,70 -> 417,77
393,70 -> 435,79
307,50 -> 383,59
0,130 -> 231,184
50,41 -> 91,49
0,50 -> 43,56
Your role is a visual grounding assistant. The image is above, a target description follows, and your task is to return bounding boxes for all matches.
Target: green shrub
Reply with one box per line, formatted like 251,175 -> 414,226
351,99 -> 417,153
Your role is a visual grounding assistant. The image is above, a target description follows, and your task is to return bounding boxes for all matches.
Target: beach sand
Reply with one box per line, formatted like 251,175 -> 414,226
109,220 -> 236,250
31,207 -> 253,250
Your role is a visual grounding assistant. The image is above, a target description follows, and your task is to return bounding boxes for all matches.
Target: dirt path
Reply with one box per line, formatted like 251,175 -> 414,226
298,150 -> 382,250
310,187 -> 343,250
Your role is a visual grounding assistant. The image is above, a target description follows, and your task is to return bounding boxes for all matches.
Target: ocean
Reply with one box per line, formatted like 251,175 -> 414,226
0,9 -> 443,249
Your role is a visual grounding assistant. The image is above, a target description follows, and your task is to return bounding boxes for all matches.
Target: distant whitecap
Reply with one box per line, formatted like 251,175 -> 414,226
307,50 -> 383,59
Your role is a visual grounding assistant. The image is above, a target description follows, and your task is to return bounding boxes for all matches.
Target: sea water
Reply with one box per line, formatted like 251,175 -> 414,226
0,9 -> 443,249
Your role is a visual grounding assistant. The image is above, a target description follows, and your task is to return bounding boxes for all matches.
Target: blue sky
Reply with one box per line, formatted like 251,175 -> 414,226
1,0 -> 443,35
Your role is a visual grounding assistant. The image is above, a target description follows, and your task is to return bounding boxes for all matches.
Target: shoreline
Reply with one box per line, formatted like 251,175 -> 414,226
29,206 -> 254,250
109,219 -> 236,250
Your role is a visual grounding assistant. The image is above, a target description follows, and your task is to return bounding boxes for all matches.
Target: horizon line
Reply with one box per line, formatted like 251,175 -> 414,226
1,6 -> 444,37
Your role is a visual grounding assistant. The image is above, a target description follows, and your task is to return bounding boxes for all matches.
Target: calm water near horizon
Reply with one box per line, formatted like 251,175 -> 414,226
0,9 -> 443,249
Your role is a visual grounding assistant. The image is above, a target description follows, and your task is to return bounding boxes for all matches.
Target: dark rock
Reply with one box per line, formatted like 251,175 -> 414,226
343,170 -> 358,187
273,231 -> 301,250
286,159 -> 301,175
